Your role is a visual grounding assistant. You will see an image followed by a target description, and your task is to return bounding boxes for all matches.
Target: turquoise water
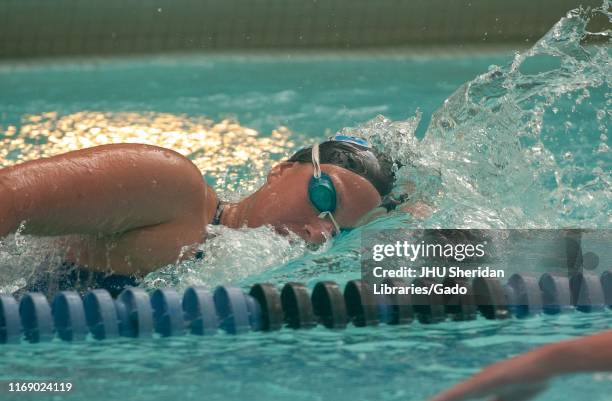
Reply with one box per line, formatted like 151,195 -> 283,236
1,4 -> 611,401
0,314 -> 610,401
0,50 -> 492,140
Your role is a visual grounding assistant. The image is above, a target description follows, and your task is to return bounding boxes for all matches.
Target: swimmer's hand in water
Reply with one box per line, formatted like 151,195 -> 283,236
429,330 -> 612,401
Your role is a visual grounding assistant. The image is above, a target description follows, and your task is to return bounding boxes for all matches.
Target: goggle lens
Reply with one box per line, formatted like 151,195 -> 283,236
308,173 -> 336,213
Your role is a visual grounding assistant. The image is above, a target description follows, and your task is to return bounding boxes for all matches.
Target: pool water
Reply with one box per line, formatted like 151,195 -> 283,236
0,4 -> 611,401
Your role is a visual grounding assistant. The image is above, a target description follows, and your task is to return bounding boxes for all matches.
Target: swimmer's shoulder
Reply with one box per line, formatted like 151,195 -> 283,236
83,143 -> 207,183
82,143 -> 198,169
73,143 -> 219,224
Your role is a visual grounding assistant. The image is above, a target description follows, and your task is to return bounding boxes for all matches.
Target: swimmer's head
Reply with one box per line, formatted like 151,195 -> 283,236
286,140 -> 396,197
238,138 -> 397,243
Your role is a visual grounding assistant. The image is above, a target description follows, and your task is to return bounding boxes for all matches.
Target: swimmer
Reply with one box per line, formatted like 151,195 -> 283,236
0,135 -> 404,286
429,329 -> 612,401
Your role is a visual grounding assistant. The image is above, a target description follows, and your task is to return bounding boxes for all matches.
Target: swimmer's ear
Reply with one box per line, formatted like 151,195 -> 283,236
267,162 -> 295,182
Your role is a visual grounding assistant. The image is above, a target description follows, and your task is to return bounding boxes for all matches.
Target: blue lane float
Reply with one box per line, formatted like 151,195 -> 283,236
83,289 -> 119,340
213,286 -> 261,334
0,294 -> 21,344
151,288 -> 186,337
116,287 -> 154,338
0,271 -> 611,344
244,292 -> 263,332
19,292 -> 54,343
182,287 -> 218,335
52,291 -> 87,342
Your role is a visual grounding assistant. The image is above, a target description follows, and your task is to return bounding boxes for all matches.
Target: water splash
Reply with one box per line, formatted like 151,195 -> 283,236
339,111 -> 422,167
0,226 -> 66,294
141,225 -> 309,292
343,2 -> 611,232
419,3 -> 610,229
246,2 -> 611,286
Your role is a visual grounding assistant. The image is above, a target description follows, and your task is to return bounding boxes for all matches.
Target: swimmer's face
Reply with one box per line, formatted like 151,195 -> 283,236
244,162 -> 381,243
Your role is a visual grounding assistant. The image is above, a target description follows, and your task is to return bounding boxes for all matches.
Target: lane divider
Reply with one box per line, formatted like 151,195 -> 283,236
0,271 -> 610,344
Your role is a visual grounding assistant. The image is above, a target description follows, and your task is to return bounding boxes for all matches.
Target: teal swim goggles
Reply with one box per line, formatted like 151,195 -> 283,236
308,134 -> 372,234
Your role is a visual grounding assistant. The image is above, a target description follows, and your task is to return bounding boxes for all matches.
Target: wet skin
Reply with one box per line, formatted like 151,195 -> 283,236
0,143 -> 381,275
220,160 -> 382,243
429,329 -> 612,401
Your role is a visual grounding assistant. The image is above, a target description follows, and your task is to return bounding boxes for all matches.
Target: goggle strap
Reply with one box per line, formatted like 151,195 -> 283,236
318,211 -> 341,235
330,134 -> 372,148
312,143 -> 322,179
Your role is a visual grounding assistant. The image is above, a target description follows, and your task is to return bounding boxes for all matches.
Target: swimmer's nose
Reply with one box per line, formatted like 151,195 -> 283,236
304,220 -> 335,243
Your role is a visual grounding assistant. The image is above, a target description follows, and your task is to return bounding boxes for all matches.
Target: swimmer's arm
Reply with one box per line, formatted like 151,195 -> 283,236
0,143 -> 216,237
429,330 -> 612,401
56,220 -> 205,276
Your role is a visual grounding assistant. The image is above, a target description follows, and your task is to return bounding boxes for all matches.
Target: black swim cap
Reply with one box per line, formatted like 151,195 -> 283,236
287,140 -> 396,196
